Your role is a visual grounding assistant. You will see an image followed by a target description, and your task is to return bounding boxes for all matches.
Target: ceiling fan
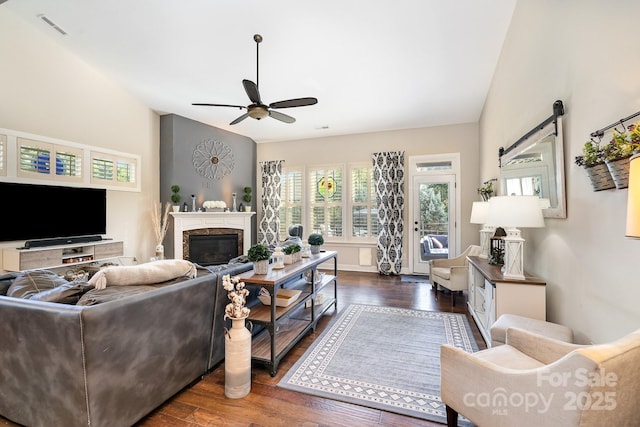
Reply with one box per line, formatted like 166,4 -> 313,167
193,34 -> 318,125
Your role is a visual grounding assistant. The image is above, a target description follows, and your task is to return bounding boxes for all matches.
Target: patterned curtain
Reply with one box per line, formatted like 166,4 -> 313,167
372,151 -> 405,275
257,160 -> 284,246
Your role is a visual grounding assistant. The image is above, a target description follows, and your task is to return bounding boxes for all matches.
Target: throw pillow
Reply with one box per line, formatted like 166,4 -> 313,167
7,270 -> 92,304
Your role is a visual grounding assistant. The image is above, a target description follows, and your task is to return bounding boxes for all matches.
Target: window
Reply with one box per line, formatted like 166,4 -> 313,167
17,138 -> 82,182
279,163 -> 376,243
91,150 -> 138,189
308,166 -> 343,238
351,165 -> 378,239
279,167 -> 304,239
0,134 -> 6,177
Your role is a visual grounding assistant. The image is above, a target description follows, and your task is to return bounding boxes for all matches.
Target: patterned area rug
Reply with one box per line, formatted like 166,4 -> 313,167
278,304 -> 478,425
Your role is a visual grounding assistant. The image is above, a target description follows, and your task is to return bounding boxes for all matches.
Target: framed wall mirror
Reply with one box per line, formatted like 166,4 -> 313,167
499,100 -> 566,218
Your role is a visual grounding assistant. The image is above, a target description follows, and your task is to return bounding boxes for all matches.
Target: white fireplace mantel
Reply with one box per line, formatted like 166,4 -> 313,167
170,211 -> 255,260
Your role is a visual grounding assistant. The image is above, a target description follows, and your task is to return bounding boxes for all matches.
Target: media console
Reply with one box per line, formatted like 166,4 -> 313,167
2,240 -> 124,272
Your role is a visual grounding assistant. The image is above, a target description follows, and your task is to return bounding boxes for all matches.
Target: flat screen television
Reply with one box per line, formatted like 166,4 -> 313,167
0,182 -> 106,243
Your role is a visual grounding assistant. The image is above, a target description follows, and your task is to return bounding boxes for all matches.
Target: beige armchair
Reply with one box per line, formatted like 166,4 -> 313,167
429,245 -> 481,306
440,327 -> 640,427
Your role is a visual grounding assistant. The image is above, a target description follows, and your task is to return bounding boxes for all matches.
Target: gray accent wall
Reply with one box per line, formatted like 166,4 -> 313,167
160,114 -> 257,258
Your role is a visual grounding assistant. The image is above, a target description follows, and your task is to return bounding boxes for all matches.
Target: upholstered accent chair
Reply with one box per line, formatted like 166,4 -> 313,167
429,245 -> 481,306
440,327 -> 640,427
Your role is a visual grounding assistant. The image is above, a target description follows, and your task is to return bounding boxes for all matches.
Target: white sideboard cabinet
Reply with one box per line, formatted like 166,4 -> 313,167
467,255 -> 546,346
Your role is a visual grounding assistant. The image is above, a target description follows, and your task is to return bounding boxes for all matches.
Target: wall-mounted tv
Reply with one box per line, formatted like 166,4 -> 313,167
0,182 -> 106,243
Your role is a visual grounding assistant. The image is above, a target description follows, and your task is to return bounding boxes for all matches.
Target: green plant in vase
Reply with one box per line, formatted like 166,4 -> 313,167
242,187 -> 252,211
248,243 -> 271,274
283,243 -> 301,263
170,185 -> 181,212
308,233 -> 324,254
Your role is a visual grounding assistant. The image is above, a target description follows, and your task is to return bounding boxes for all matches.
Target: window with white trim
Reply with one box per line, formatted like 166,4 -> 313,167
90,151 -> 138,188
17,137 -> 83,182
279,162 -> 378,243
279,167 -> 304,239
350,164 -> 378,239
0,134 -> 6,177
309,166 -> 343,238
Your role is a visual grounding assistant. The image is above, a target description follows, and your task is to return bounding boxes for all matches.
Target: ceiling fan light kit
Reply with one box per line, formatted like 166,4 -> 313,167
193,34 -> 317,125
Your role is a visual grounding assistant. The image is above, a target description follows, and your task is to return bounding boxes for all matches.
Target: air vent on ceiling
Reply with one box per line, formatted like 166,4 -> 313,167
38,14 -> 67,35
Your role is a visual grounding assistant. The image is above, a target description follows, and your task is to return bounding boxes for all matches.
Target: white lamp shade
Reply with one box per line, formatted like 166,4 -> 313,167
470,201 -> 489,224
487,195 -> 545,228
626,153 -> 640,237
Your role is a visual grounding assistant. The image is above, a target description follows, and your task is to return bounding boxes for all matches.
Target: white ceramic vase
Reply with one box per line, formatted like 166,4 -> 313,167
224,317 -> 251,398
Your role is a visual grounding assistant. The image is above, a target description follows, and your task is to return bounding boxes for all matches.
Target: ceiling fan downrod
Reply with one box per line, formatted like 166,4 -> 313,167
254,34 -> 262,90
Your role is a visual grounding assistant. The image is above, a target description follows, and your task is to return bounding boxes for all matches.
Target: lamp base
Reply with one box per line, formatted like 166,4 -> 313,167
502,227 -> 525,280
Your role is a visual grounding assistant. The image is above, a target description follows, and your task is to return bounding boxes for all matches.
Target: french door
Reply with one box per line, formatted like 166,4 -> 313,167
411,174 -> 456,275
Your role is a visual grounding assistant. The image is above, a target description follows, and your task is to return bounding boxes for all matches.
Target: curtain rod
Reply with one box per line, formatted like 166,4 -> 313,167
499,100 -> 564,158
590,110 -> 640,138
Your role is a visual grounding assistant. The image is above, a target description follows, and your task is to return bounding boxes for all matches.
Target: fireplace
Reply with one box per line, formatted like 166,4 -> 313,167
185,229 -> 241,266
170,212 -> 254,264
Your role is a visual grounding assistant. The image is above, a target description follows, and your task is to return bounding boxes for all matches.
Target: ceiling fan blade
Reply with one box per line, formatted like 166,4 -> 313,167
269,110 -> 296,124
269,97 -> 318,109
242,79 -> 261,104
192,103 -> 245,109
230,113 -> 250,125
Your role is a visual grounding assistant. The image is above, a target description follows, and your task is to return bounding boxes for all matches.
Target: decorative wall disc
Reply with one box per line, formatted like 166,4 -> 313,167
192,139 -> 235,180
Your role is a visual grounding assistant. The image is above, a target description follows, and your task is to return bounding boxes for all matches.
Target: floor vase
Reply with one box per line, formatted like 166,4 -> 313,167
225,317 -> 251,398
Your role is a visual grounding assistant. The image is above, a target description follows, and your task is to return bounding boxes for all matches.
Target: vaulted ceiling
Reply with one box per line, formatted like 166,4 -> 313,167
4,0 -> 517,143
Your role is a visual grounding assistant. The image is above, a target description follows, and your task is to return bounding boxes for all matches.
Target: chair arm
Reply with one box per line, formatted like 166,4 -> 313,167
440,344 -> 592,427
430,257 -> 467,268
505,327 -> 588,365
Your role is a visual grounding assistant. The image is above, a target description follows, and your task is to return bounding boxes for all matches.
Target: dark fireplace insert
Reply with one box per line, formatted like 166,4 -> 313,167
183,228 -> 243,266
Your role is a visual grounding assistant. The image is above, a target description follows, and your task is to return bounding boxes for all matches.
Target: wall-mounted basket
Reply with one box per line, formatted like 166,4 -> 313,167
605,157 -> 631,189
585,163 -> 616,191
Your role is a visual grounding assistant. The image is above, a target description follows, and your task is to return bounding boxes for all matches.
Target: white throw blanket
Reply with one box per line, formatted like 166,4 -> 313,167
89,259 -> 197,290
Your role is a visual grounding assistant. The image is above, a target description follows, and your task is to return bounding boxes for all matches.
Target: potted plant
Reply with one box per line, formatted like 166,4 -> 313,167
307,233 -> 324,254
247,243 -> 271,274
283,244 -> 301,264
574,140 -> 615,191
243,186 -> 252,212
602,127 -> 639,189
170,185 -> 181,212
477,178 -> 496,201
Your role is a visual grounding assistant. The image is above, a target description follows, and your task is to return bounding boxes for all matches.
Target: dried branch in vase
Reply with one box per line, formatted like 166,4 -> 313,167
151,202 -> 172,246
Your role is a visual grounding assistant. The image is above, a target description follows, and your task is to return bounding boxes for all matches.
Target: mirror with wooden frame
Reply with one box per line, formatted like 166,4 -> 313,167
499,100 -> 566,219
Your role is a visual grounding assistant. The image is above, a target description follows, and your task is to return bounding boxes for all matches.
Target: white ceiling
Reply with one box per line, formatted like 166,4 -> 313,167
5,0 -> 517,143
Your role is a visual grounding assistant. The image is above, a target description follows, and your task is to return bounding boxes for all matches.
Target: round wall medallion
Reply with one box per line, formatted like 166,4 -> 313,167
192,139 -> 235,180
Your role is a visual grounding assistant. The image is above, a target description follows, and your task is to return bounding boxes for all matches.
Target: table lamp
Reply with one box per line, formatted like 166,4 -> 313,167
487,195 -> 545,279
470,201 -> 493,259
626,153 -> 640,238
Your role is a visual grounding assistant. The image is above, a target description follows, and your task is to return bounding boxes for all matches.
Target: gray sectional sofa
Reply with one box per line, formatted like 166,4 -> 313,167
0,261 -> 253,427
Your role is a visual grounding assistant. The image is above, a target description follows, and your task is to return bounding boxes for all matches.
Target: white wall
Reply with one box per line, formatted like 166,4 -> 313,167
257,123 -> 480,272
0,9 -> 159,265
480,0 -> 640,343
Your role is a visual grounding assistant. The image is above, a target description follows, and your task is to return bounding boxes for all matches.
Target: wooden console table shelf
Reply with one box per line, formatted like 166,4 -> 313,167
467,255 -> 546,347
2,240 -> 124,272
237,250 -> 338,376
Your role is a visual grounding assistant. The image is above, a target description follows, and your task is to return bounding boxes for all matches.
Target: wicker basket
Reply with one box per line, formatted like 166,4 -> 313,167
585,163 -> 616,191
605,157 -> 631,189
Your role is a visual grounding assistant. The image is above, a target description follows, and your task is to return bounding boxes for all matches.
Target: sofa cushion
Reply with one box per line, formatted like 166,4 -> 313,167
0,272 -> 18,296
88,259 -> 197,289
7,270 -> 92,304
77,285 -> 161,306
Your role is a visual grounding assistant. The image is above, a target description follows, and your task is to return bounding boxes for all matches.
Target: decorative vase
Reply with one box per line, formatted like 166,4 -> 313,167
172,205 -> 180,212
232,193 -> 237,212
253,259 -> 268,275
310,245 -> 321,254
224,316 -> 251,399
154,244 -> 164,260
584,163 -> 616,192
605,157 -> 631,189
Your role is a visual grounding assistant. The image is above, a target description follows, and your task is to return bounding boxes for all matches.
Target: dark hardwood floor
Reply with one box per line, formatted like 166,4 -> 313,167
0,271 -> 487,427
